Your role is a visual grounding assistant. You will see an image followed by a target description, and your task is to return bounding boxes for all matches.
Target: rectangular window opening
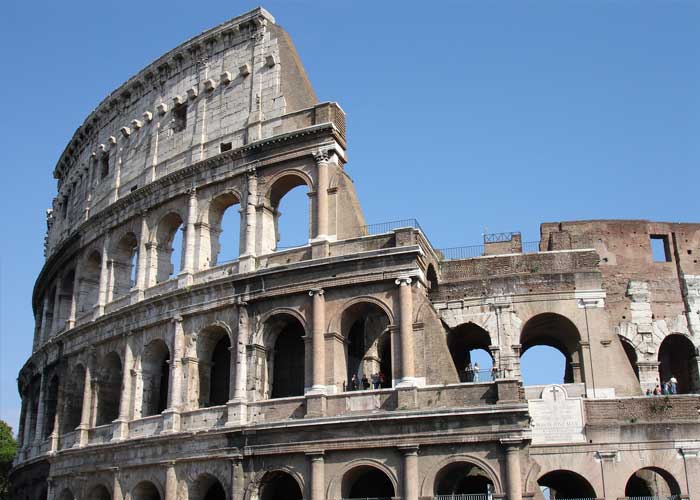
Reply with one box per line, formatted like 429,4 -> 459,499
650,235 -> 671,262
220,142 -> 232,153
100,156 -> 109,179
173,104 -> 187,132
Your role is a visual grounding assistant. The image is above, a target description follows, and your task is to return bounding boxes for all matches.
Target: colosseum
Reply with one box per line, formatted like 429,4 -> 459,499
10,7 -> 700,500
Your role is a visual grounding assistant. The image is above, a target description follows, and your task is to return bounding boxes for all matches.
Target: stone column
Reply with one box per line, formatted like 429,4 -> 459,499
503,440 -> 523,500
49,377 -> 64,453
400,446 -> 419,500
78,359 -> 93,447
313,150 -> 329,240
309,289 -> 326,393
239,167 -> 258,273
112,336 -> 133,441
21,394 -> 33,459
164,462 -> 177,500
32,369 -> 48,451
66,268 -> 80,329
135,213 -> 149,295
227,303 -> 248,426
395,277 -> 415,386
308,451 -> 325,500
179,189 -> 198,285
231,457 -> 244,500
40,295 -> 51,345
96,236 -> 110,317
163,317 -> 184,433
112,468 -> 123,500
50,275 -> 63,335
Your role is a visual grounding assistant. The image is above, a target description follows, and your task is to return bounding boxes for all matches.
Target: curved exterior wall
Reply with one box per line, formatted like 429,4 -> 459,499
12,8 -> 700,500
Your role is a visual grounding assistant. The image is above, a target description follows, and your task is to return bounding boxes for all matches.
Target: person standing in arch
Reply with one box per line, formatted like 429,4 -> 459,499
473,362 -> 480,382
465,362 -> 474,383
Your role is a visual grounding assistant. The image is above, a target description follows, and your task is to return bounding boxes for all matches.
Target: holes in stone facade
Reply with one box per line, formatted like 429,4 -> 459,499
61,364 -> 85,433
219,142 -> 232,153
260,314 -> 306,399
100,156 -> 109,179
173,104 -> 187,133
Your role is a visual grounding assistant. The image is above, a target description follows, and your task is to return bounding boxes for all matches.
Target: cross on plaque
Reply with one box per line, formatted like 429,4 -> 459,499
549,386 -> 562,401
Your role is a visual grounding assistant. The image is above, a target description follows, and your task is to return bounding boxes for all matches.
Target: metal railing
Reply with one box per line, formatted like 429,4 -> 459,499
435,494 -> 492,500
438,241 -> 542,261
360,218 -> 423,236
522,241 -> 541,253
342,497 -> 394,500
483,232 -> 520,243
625,496 -> 681,500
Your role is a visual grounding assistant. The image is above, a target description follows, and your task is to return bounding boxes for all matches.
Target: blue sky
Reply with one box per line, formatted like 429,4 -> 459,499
1,0 -> 698,434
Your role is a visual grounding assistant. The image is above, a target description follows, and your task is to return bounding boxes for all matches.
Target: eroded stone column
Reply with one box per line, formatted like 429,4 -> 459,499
78,358 -> 93,447
309,289 -> 326,393
50,275 -> 63,335
400,445 -> 419,500
49,376 -> 64,453
112,336 -> 133,441
163,317 -> 184,433
96,236 -> 110,317
33,369 -> 48,450
396,277 -> 415,385
21,394 -> 33,459
313,150 -> 329,239
135,213 -> 149,295
180,189 -> 198,285
40,295 -> 50,345
112,468 -> 123,500
308,451 -> 325,500
227,303 -> 248,426
164,462 -> 177,500
66,269 -> 80,329
239,167 -> 258,273
503,440 -> 523,500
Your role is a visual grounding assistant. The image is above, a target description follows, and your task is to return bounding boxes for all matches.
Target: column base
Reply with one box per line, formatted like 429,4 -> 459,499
49,431 -> 59,453
93,304 -> 105,320
177,272 -> 193,288
395,377 -> 419,388
225,400 -> 247,427
77,425 -> 89,447
161,409 -> 181,434
306,392 -> 327,418
238,254 -> 257,274
310,239 -> 331,259
396,386 -> 418,410
110,418 -> 129,442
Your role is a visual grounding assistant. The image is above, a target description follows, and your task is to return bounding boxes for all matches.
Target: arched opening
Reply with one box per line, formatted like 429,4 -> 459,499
43,374 -> 59,439
625,467 -> 681,498
434,461 -> 495,495
427,264 -> 439,292
447,323 -> 493,383
191,474 -> 227,500
45,285 -> 56,334
132,481 -> 162,500
86,485 -> 111,500
341,302 -> 392,390
57,489 -> 75,500
520,313 -> 582,385
155,212 -> 184,283
265,315 -> 306,398
207,192 -> 241,266
342,465 -> 395,499
142,339 -> 170,416
57,269 -> 75,330
62,364 -> 85,433
658,334 -> 698,394
197,326 -> 231,408
538,470 -> 597,499
259,471 -> 303,500
266,174 -> 310,252
79,251 -> 102,313
27,380 -> 40,444
96,352 -> 122,426
620,336 -> 640,381
111,232 -> 138,298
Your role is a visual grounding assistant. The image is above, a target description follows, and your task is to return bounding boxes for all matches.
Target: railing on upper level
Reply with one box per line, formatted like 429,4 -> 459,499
438,241 -> 541,261
483,232 -> 519,243
625,496 -> 682,500
435,494 -> 492,500
360,218 -> 423,236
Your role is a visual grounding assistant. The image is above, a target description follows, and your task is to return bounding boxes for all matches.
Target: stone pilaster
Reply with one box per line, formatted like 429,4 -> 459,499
313,149 -> 330,240
502,439 -> 523,500
164,462 -> 177,500
112,335 -> 134,441
396,277 -> 416,386
309,289 -> 326,393
227,302 -> 248,426
134,212 -> 149,298
95,236 -> 110,318
400,445 -> 419,500
32,369 -> 48,452
308,451 -> 325,500
77,354 -> 93,447
163,317 -> 184,433
179,189 -> 198,286
239,167 -> 258,273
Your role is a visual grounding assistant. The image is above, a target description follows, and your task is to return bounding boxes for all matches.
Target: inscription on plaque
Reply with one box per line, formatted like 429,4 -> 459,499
528,384 -> 585,444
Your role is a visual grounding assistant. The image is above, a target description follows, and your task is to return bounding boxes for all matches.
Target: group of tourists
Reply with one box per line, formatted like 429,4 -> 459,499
464,361 -> 500,382
347,371 -> 387,391
646,376 -> 678,396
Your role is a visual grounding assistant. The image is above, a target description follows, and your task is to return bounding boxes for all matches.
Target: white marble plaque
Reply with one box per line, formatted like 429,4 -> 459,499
528,384 -> 586,444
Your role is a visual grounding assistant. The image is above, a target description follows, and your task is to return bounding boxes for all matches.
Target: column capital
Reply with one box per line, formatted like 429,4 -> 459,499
308,288 -> 325,297
186,187 -> 197,198
171,315 -> 184,324
398,444 -> 419,455
395,276 -> 413,287
306,450 -> 325,459
246,164 -> 258,176
500,438 -> 525,450
312,149 -> 330,164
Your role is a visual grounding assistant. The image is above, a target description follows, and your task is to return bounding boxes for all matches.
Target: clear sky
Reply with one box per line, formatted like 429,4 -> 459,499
1,0 -> 698,434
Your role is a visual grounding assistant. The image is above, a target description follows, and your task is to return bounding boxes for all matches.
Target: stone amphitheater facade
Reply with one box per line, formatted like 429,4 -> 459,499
10,7 -> 700,500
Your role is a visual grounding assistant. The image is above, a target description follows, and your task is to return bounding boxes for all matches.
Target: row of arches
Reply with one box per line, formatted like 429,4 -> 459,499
51,465 -> 685,500
36,172 -> 314,345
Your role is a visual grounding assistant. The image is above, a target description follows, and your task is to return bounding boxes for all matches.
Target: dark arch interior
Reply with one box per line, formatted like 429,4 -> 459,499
142,340 -> 170,416
342,302 -> 391,389
269,316 -> 305,398
57,489 -> 75,500
520,313 -> 582,384
447,323 -> 493,382
132,481 -> 161,500
427,264 -> 438,291
209,334 -> 231,406
435,462 -> 494,495
86,485 -> 111,500
43,375 -> 60,438
342,466 -> 395,499
625,467 -> 681,497
538,469 -> 597,499
62,365 -> 85,433
96,352 -> 122,426
659,334 -> 698,394
259,471 -> 302,500
620,336 -> 640,381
